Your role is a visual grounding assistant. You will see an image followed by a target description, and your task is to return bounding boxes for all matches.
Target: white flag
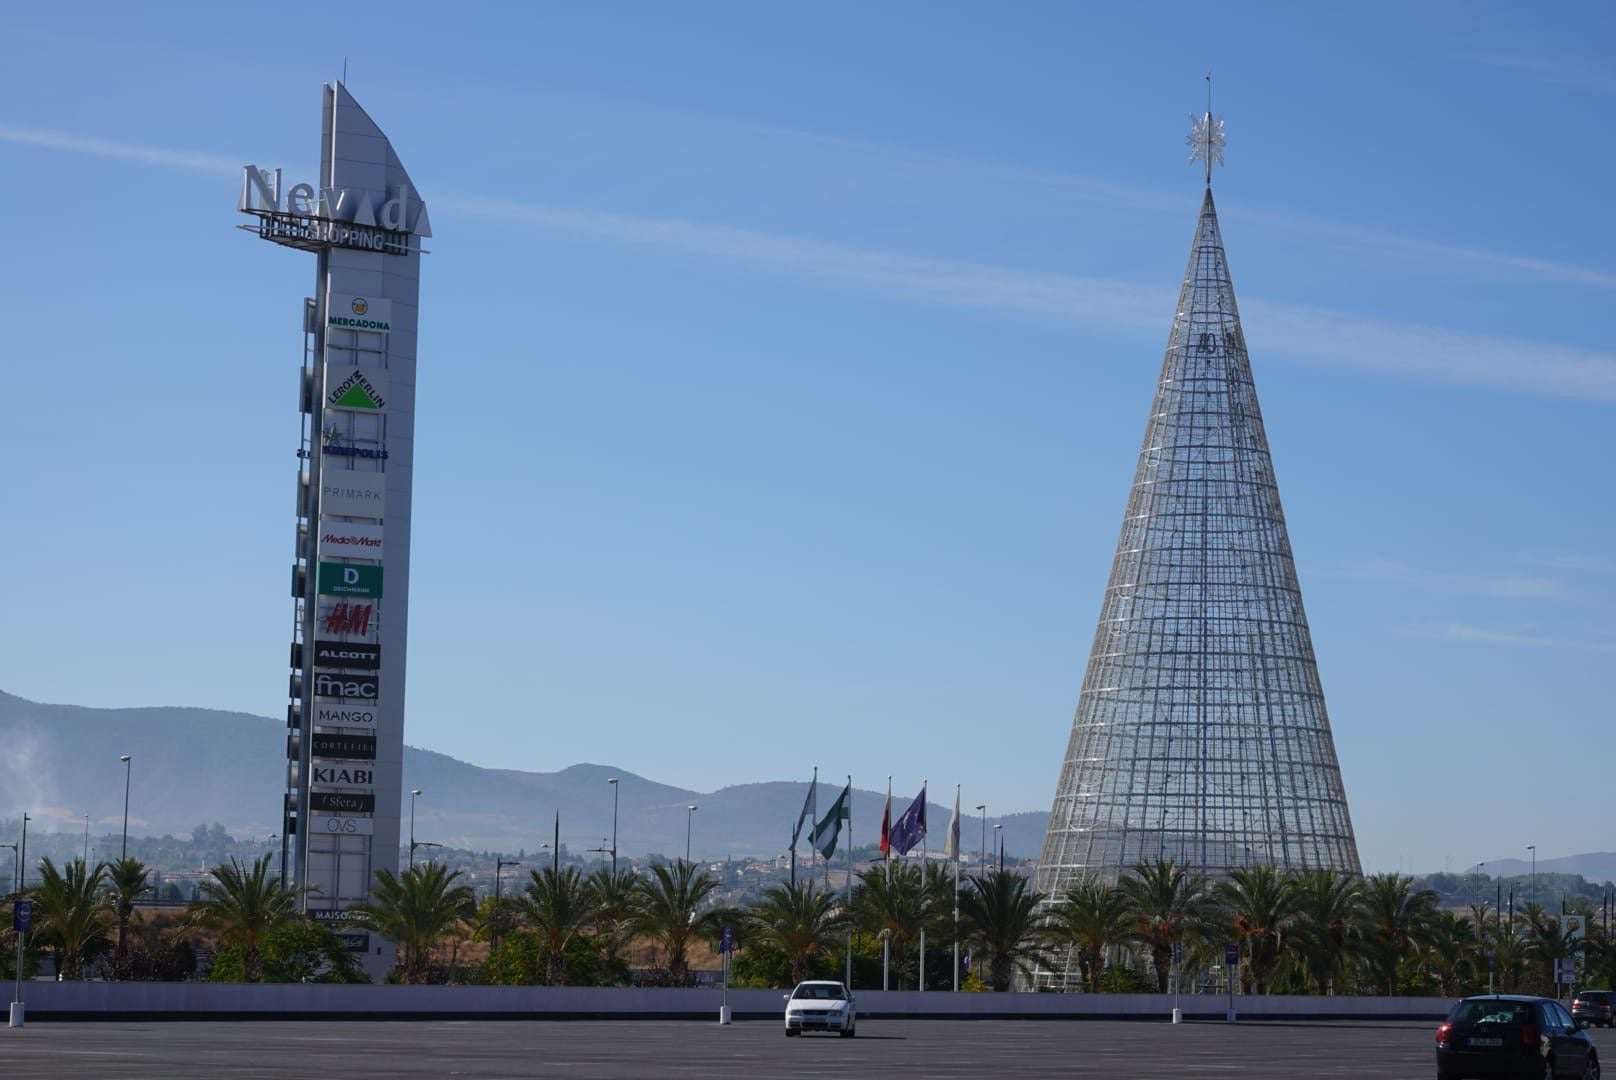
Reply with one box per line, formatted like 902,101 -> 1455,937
944,787 -> 960,861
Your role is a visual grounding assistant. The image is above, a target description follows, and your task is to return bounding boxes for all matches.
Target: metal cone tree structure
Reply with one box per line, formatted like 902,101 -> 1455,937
1035,187 -> 1361,897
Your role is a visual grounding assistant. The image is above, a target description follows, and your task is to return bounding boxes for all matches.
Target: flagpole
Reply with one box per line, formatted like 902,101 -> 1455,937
845,773 -> 853,990
882,774 -> 891,992
920,777 -> 927,994
811,765 -> 818,885
952,783 -> 960,992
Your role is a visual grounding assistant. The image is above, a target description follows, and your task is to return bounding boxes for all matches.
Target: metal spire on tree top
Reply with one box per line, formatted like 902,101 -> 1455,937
1187,72 -> 1225,186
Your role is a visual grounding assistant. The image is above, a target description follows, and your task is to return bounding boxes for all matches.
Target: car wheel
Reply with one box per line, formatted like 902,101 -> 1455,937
840,1022 -> 855,1039
785,1028 -> 797,1037
1543,1059 -> 1554,1080
1583,1053 -> 1599,1080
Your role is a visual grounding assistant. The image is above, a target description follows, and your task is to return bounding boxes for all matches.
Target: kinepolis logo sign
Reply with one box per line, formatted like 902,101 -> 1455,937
239,166 -> 431,256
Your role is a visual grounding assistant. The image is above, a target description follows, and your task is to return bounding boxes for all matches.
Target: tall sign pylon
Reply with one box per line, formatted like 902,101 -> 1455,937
1035,89 -> 1361,900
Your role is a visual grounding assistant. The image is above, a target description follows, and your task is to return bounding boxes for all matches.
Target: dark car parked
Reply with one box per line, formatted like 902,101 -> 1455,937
1573,991 -> 1615,1029
1437,995 -> 1599,1079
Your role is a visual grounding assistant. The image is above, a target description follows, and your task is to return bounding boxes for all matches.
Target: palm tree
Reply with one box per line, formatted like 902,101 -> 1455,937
584,866 -> 636,984
30,857 -> 111,980
184,855 -> 298,983
746,880 -> 846,986
629,859 -> 723,987
1288,868 -> 1363,995
849,862 -> 942,989
1042,877 -> 1132,991
104,857 -> 152,958
1212,864 -> 1297,995
516,866 -> 601,986
348,863 -> 476,984
1425,911 -> 1477,997
1117,858 -> 1211,993
957,870 -> 1046,992
1359,872 -> 1437,995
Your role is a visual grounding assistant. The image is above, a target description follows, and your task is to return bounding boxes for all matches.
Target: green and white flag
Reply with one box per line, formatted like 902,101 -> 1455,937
810,782 -> 851,859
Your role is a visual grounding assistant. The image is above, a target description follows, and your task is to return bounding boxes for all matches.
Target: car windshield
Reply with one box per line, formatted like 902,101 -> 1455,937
1453,1001 -> 1535,1026
792,985 -> 846,1001
1578,993 -> 1609,1004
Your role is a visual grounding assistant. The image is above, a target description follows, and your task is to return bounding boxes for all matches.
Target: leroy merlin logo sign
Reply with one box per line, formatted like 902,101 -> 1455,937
326,367 -> 388,412
317,562 -> 383,598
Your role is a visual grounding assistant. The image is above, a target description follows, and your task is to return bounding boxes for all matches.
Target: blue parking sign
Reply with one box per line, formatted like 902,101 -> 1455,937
719,926 -> 734,954
13,899 -> 31,934
1224,943 -> 1238,965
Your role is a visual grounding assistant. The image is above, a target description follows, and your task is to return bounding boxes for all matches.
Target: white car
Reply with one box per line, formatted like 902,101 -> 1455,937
783,980 -> 857,1037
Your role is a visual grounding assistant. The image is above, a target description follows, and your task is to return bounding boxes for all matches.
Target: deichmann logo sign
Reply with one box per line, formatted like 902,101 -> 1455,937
314,702 -> 378,726
311,733 -> 377,760
317,563 -> 383,599
318,522 -> 384,560
312,765 -> 373,787
313,671 -> 379,701
311,792 -> 375,814
320,471 -> 385,518
312,640 -> 380,670
325,366 -> 388,412
317,599 -> 376,640
328,294 -> 392,333
239,166 -> 431,256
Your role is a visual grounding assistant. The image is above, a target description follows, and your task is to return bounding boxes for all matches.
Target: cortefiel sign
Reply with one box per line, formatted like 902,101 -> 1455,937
320,471 -> 385,518
312,640 -> 380,670
314,702 -> 378,726
310,792 -> 376,814
313,671 -> 379,701
327,294 -> 392,333
317,563 -> 383,598
318,522 -> 384,559
325,366 -> 389,412
311,732 -> 377,760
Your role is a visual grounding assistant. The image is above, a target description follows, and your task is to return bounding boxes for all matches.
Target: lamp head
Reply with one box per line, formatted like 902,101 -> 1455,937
120,755 -> 132,763
411,789 -> 422,797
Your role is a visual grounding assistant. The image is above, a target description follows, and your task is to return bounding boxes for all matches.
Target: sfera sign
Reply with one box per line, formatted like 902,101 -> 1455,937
311,792 -> 375,814
239,166 -> 431,256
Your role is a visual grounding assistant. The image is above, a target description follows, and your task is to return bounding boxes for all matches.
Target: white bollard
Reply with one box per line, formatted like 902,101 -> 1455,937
1171,1007 -> 1183,1024
718,1005 -> 731,1025
9,1002 -> 24,1028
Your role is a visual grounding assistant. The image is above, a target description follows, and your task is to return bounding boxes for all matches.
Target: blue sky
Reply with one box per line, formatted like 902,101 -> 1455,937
1,3 -> 1611,874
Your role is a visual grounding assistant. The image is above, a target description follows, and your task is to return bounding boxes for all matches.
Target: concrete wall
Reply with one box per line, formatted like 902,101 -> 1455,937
16,981 -> 1452,1022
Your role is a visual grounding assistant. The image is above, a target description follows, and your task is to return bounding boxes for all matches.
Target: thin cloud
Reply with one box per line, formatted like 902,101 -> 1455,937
6,122 -> 1616,401
1442,623 -> 1616,652
1317,559 -> 1569,600
1469,54 -> 1616,97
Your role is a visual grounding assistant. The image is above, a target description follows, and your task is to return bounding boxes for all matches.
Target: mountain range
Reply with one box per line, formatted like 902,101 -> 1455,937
0,691 -> 1045,861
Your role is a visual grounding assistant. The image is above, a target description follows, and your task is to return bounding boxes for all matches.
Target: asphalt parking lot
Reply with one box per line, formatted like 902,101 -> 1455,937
0,1016 -> 1499,1079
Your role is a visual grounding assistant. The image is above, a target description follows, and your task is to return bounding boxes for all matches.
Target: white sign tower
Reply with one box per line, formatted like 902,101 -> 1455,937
240,82 -> 429,979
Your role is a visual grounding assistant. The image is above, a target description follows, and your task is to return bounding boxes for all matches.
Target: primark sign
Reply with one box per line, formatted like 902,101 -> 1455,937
239,166 -> 431,256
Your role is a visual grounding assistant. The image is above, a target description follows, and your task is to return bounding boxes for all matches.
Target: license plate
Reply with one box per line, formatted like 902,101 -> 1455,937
1468,1037 -> 1503,1048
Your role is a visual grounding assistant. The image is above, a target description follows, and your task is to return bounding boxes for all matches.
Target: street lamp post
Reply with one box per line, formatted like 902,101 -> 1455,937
608,777 -> 620,875
19,814 -> 30,891
119,755 -> 132,859
493,858 -> 520,952
1528,844 -> 1537,908
686,804 -> 698,864
975,805 -> 986,869
409,789 -> 422,870
994,823 -> 1004,872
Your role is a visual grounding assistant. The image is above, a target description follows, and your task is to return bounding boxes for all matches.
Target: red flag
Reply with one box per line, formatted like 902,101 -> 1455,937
879,790 -> 892,856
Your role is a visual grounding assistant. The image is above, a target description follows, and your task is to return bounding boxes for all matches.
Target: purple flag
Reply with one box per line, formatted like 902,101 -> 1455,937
889,785 -> 927,856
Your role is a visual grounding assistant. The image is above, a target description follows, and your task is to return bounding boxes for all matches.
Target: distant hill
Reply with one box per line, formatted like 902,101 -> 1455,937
0,691 -> 1049,860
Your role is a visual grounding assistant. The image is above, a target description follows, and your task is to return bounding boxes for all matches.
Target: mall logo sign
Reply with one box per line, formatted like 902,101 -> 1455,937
239,166 -> 431,256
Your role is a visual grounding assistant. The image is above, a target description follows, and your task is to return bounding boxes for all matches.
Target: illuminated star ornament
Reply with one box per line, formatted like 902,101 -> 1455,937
1187,110 -> 1225,184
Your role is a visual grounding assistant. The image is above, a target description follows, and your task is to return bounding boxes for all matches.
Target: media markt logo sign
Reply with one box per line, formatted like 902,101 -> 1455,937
328,294 -> 392,333
317,562 -> 383,598
326,367 -> 388,411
